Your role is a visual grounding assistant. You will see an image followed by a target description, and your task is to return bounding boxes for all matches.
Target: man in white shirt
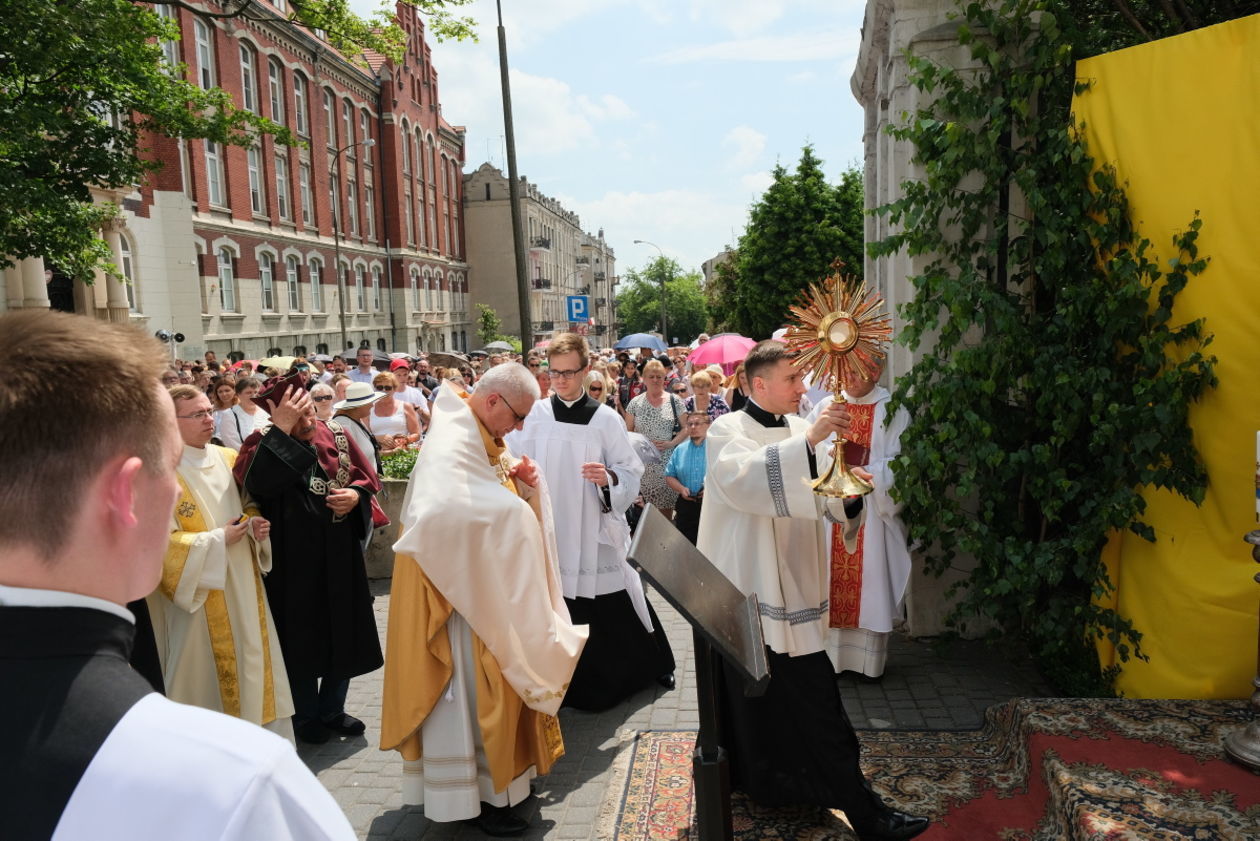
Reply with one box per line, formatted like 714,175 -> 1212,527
0,310 -> 355,841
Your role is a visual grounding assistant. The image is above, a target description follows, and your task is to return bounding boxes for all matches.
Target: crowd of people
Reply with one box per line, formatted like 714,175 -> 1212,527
1,310 -> 925,841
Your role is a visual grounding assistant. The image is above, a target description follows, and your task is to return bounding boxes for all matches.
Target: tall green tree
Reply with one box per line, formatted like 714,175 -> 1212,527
871,0 -> 1219,694
616,257 -> 709,344
714,150 -> 863,338
0,0 -> 473,280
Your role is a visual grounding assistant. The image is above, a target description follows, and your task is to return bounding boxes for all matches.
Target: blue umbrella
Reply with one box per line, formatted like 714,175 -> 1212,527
613,333 -> 667,352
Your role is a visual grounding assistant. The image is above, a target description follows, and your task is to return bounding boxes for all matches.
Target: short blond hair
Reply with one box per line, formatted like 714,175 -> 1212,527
548,332 -> 590,368
689,371 -> 713,389
641,359 -> 667,378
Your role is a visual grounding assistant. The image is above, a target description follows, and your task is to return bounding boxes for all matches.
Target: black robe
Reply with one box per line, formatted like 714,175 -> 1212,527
1,605 -> 153,840
549,394 -> 676,712
235,425 -> 383,682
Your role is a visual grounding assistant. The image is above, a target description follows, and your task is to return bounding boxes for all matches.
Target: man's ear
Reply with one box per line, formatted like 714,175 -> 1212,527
103,456 -> 145,530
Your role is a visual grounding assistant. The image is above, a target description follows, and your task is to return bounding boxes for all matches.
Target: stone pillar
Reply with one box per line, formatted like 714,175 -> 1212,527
21,256 -> 50,309
101,219 -> 130,323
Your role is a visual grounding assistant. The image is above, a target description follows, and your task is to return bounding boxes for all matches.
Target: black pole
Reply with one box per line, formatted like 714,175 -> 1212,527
496,0 -> 532,350
692,628 -> 733,841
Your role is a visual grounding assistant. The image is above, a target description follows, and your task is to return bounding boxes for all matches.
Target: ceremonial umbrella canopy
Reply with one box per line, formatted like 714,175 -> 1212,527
613,333 -> 667,352
688,335 -> 756,375
484,340 -> 514,352
258,355 -> 297,372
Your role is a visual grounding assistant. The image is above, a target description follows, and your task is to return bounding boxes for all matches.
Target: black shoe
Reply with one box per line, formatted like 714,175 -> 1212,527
295,720 -> 330,744
473,803 -> 529,837
320,713 -> 366,736
657,672 -> 676,690
854,808 -> 929,841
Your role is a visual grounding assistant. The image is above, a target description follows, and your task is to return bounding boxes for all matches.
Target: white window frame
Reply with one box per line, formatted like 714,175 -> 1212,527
217,247 -> 237,312
293,73 -> 308,136
355,264 -> 366,311
364,184 -> 375,239
194,19 -> 215,90
342,99 -> 354,155
360,110 -> 371,160
371,266 -> 381,311
239,45 -> 258,113
298,162 -> 312,225
346,181 -> 358,236
205,141 -> 224,206
404,189 -> 414,245
121,237 -> 138,313
410,267 -> 420,310
309,259 -> 323,311
323,88 -> 335,146
268,58 -> 284,123
424,271 -> 433,311
275,154 -> 291,221
287,255 -> 301,311
155,5 -> 180,71
259,254 -> 275,311
247,146 -> 265,214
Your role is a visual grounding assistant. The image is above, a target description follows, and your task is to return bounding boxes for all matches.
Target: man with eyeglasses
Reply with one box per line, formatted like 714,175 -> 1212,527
506,333 -> 676,711
146,386 -> 295,737
383,363 -> 585,837
348,347 -> 378,384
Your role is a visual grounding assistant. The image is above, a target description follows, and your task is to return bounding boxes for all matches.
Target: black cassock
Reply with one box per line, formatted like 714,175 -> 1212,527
235,424 -> 383,682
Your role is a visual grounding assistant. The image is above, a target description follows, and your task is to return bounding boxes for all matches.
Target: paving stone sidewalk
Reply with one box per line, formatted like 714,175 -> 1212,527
298,579 -> 1051,840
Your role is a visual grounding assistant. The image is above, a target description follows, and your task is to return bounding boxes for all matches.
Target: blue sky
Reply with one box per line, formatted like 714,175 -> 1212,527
359,0 -> 869,274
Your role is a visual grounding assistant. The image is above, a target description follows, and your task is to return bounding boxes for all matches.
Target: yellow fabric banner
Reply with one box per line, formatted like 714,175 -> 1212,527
1075,15 -> 1260,698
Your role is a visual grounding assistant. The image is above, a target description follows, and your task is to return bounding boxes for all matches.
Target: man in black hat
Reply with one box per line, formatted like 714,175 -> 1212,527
234,377 -> 383,744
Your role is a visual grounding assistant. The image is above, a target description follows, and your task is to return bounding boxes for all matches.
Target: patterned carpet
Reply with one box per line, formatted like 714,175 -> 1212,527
598,698 -> 1260,840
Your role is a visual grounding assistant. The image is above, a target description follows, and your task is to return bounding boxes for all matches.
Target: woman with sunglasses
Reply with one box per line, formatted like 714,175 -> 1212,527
369,372 -> 421,453
585,371 -> 615,408
309,382 -> 337,421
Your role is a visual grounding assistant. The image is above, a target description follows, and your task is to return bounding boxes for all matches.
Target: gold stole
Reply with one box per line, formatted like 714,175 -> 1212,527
162,447 -> 276,723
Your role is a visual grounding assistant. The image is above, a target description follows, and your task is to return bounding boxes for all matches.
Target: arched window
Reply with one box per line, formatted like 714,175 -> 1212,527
193,19 -> 215,90
121,237 -> 138,313
423,270 -> 433,311
239,44 -> 258,113
371,266 -> 382,311
293,73 -> 309,136
316,342 -> 329,355
354,264 -> 366,311
434,271 -> 444,311
294,344 -> 307,356
341,98 -> 355,154
217,247 -> 236,312
268,57 -> 285,123
308,258 -> 323,311
286,255 -> 301,311
377,338 -> 387,351
409,267 -> 420,310
400,121 -> 411,172
259,253 -> 275,311
322,87 -> 336,146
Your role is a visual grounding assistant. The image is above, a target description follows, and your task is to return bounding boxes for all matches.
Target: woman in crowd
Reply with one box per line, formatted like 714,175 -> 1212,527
625,360 -> 689,522
208,379 -> 238,444
725,363 -> 750,412
535,368 -> 552,399
616,358 -> 645,418
329,373 -> 352,404
585,370 -> 615,409
217,376 -> 266,451
309,382 -> 337,422
684,370 -> 731,422
369,371 -> 420,453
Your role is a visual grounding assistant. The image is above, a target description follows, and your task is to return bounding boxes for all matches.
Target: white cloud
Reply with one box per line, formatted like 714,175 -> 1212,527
722,126 -> 766,170
646,30 -> 858,64
560,189 -> 750,273
577,93 -> 636,121
687,0 -> 787,38
740,171 -> 774,195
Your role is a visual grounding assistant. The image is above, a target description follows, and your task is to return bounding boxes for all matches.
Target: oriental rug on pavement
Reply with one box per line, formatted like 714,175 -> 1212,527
597,698 -> 1259,840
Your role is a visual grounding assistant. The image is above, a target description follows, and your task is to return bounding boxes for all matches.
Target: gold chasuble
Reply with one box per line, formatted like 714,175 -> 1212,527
380,390 -> 586,792
155,445 -> 288,726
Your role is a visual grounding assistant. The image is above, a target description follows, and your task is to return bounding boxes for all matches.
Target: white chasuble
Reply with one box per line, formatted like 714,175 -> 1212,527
696,410 -> 858,658
506,398 -> 653,628
147,444 -> 294,733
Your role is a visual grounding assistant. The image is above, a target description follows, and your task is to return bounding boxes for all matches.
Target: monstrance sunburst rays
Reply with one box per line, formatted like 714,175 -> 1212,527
783,271 -> 891,394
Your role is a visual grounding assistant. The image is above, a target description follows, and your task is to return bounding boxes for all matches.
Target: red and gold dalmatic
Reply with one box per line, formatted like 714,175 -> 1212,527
828,401 -> 876,629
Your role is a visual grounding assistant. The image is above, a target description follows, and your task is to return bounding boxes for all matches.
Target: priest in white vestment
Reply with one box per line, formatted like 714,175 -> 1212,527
696,341 -> 929,841
506,333 -> 675,711
148,387 -> 294,739
381,364 -> 586,837
806,361 -> 913,678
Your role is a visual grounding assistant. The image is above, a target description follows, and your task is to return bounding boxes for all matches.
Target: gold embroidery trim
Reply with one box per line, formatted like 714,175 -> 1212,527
253,564 -> 276,724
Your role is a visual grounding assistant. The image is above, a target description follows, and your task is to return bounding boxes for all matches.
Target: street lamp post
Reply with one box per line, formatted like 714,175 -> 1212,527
331,137 -> 375,353
634,239 -> 669,344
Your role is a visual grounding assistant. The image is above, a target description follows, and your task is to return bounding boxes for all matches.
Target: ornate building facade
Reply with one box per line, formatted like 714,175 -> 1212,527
0,1 -> 472,360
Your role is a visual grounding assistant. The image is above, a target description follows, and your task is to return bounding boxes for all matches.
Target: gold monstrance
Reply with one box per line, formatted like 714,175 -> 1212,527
783,268 -> 892,498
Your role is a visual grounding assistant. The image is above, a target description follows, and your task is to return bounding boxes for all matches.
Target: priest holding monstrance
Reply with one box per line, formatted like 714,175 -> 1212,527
696,274 -> 929,841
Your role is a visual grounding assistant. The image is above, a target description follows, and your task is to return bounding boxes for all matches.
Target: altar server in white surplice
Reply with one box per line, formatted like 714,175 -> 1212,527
148,386 -> 294,739
0,310 -> 354,841
806,358 -> 912,678
696,341 -> 929,841
507,333 -> 676,711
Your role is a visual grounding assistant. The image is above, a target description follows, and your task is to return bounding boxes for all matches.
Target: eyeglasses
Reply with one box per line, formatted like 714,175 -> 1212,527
550,368 -> 583,380
672,387 -> 687,394
161,376 -> 180,384
498,394 -> 530,424
312,395 -> 334,402
527,362 -> 540,369
177,409 -> 214,420
589,386 -> 604,393
378,386 -> 394,392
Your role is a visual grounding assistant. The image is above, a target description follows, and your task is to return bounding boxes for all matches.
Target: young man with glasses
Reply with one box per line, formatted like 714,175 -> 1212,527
506,333 -> 676,710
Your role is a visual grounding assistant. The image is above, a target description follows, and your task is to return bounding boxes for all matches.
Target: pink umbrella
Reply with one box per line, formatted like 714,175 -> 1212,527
688,335 -> 756,376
